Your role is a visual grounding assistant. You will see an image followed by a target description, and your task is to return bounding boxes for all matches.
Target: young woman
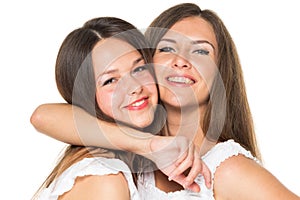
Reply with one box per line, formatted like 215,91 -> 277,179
138,3 -> 299,199
31,3 -> 299,200
32,16 -> 159,200
32,16 -> 207,200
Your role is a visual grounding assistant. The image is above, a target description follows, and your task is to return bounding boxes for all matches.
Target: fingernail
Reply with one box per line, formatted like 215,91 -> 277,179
206,181 -> 211,188
185,180 -> 190,186
184,181 -> 190,189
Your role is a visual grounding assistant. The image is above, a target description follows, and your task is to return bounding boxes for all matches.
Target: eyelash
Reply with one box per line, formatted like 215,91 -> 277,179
102,78 -> 117,86
193,49 -> 209,55
101,65 -> 149,86
158,46 -> 209,55
132,65 -> 148,74
158,47 -> 175,53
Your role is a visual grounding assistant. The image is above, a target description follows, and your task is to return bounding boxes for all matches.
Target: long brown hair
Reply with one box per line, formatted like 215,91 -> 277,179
33,17 -> 155,199
145,3 -> 261,159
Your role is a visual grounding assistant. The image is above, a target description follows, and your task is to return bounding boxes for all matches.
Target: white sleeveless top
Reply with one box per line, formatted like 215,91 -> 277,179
37,157 -> 140,200
137,139 -> 260,200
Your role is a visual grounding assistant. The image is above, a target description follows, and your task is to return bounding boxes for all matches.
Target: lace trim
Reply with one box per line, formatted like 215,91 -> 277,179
137,140 -> 259,200
38,157 -> 138,200
202,139 -> 261,178
138,167 -> 212,199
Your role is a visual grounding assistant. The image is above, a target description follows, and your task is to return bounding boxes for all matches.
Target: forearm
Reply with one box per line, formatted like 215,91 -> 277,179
30,103 -> 210,192
30,103 -> 153,155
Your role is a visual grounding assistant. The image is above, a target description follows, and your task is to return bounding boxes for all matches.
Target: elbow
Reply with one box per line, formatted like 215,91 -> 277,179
30,104 -> 48,132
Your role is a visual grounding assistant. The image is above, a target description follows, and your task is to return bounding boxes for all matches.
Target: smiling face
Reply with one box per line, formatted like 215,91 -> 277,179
154,16 -> 218,109
93,38 -> 158,128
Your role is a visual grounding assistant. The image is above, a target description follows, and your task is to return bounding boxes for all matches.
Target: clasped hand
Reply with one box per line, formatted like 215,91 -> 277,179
145,135 -> 211,192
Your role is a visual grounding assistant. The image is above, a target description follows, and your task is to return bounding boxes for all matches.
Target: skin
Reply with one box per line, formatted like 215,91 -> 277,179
59,173 -> 130,200
152,16 -> 299,199
93,38 -> 157,129
151,15 -> 217,193
59,38 -> 158,199
153,17 -> 218,155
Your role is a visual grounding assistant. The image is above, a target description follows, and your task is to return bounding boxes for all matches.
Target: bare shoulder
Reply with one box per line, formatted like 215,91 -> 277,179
214,154 -> 299,200
58,172 -> 130,200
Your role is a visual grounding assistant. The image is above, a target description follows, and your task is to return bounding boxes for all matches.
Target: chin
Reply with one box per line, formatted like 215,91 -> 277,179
119,117 -> 153,130
134,119 -> 154,129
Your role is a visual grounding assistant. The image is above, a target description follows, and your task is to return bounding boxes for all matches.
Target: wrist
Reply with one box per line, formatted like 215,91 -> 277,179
115,127 -> 156,156
138,135 -> 157,156
136,135 -> 161,160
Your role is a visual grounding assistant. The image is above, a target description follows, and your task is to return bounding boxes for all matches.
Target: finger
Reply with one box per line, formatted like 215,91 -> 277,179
174,137 -> 190,166
186,182 -> 201,193
186,182 -> 201,192
172,174 -> 200,193
184,158 -> 202,187
175,143 -> 194,167
169,147 -> 194,180
201,162 -> 212,189
174,151 -> 188,167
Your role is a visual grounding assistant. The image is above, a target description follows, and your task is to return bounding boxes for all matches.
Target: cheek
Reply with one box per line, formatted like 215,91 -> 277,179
147,83 -> 158,103
153,54 -> 170,66
135,73 -> 158,102
194,67 -> 218,105
196,84 -> 210,103
192,57 -> 218,90
201,67 -> 217,95
138,73 -> 156,86
96,89 -> 113,117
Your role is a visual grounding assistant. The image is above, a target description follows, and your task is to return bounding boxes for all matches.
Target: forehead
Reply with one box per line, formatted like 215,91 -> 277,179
92,38 -> 137,74
167,16 -> 217,49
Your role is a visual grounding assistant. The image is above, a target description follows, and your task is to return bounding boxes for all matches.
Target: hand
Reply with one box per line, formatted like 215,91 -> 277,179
169,144 -> 211,191
146,135 -> 211,192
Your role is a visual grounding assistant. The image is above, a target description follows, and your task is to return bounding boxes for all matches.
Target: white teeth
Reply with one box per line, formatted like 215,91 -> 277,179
167,77 -> 194,84
131,99 -> 145,107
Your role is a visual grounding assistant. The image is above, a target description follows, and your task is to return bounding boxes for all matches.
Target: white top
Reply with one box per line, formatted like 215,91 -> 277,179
137,139 -> 260,200
37,157 -> 140,200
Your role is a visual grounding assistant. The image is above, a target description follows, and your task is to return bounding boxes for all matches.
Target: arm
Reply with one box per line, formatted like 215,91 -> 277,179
214,154 -> 299,200
30,103 -> 152,155
58,173 -> 130,200
31,103 -> 211,192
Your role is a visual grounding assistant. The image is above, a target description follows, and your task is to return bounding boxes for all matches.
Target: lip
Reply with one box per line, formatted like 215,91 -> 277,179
126,97 -> 149,111
165,74 -> 196,87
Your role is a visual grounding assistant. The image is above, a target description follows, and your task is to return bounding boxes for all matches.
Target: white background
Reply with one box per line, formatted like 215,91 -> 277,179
1,0 -> 299,199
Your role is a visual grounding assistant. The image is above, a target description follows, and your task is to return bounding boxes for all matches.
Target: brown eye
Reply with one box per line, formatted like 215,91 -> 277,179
102,78 -> 117,86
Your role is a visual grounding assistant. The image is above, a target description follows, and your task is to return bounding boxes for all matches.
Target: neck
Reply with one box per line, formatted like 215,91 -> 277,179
155,103 -> 217,193
164,103 -> 206,147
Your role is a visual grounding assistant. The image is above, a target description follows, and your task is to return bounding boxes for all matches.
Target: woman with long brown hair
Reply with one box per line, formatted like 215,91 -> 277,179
33,16 -> 160,200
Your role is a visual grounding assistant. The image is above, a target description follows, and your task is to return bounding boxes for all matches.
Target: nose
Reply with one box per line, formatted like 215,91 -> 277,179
127,77 -> 144,96
172,54 -> 192,69
130,84 -> 143,95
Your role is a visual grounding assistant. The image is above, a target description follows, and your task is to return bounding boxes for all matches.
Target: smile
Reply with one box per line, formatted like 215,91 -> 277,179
126,97 -> 149,110
166,76 -> 195,85
131,99 -> 145,107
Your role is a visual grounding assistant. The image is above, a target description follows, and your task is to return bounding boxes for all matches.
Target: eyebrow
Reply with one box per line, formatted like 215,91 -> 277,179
133,57 -> 144,66
97,56 -> 144,77
192,40 -> 215,51
160,38 -> 215,51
